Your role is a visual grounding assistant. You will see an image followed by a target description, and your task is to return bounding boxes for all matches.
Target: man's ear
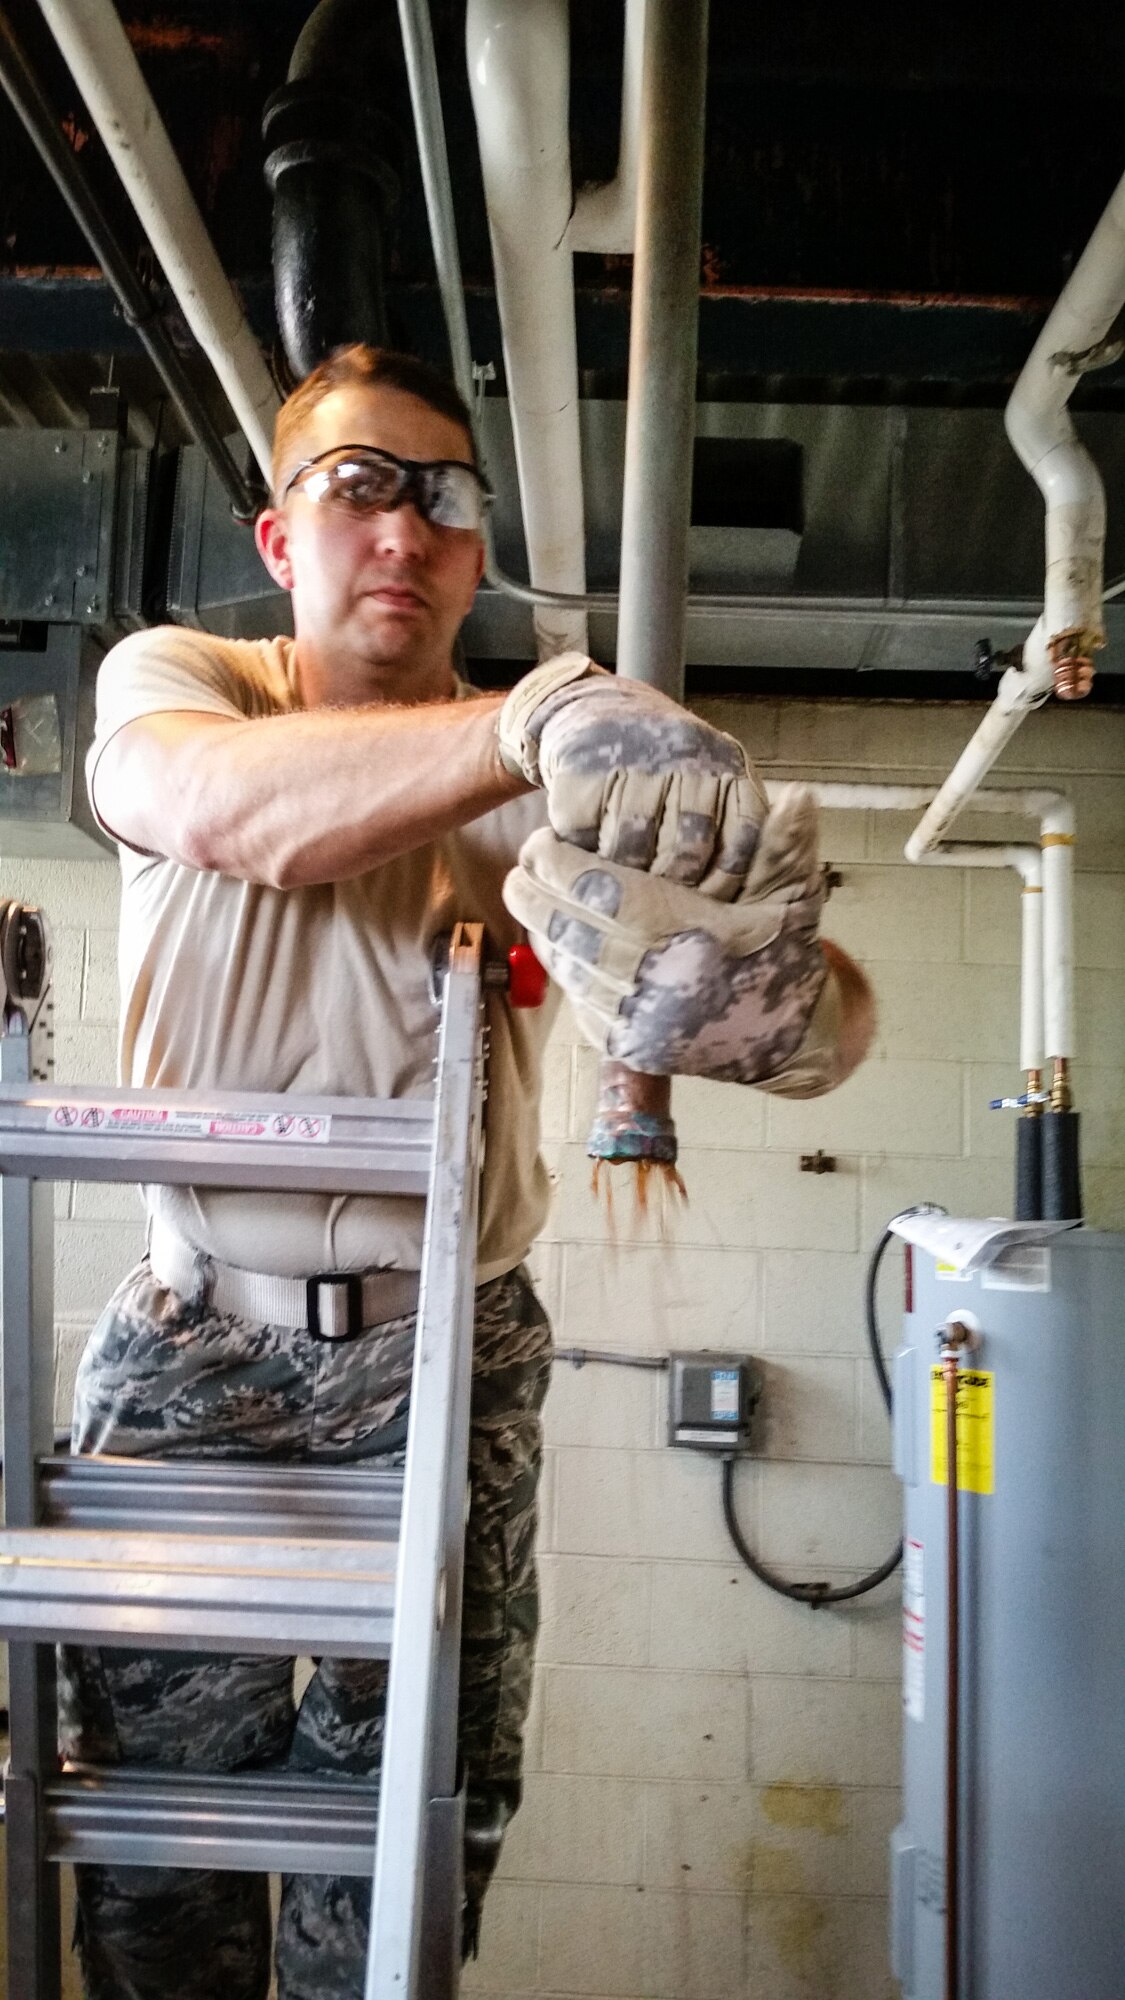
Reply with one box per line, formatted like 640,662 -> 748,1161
255,506 -> 296,592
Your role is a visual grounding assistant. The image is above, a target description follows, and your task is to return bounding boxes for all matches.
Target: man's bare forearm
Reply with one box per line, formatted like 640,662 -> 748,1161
97,696 -> 533,886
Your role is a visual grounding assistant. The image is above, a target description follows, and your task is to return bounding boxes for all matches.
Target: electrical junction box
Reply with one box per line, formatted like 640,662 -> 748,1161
667,1351 -> 762,1452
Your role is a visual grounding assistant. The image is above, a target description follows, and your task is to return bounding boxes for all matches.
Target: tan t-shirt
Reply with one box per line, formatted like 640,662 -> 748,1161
86,627 -> 558,1283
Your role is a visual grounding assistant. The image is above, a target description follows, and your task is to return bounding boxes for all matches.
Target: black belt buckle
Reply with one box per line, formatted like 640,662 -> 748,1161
306,1271 -> 364,1342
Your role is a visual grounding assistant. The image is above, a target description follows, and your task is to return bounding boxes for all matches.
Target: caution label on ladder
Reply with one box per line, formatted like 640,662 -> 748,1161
930,1367 -> 994,1495
46,1103 -> 332,1143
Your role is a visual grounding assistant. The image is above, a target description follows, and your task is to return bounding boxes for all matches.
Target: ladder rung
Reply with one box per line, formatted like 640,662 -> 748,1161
40,1455 -> 404,1541
45,1766 -> 378,1876
0,1528 -> 398,1656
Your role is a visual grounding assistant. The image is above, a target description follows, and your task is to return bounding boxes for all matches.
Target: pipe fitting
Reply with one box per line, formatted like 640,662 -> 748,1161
1048,635 -> 1096,701
586,1061 -> 678,1165
264,0 -> 403,381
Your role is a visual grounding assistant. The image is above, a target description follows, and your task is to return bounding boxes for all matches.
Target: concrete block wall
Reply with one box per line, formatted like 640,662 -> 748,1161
0,696 -> 1122,1999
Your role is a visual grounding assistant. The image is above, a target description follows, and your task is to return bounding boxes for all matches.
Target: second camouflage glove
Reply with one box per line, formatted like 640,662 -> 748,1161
503,784 -> 856,1098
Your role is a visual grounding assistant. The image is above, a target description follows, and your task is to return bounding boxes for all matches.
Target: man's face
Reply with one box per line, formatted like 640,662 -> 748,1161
256,381 -> 485,698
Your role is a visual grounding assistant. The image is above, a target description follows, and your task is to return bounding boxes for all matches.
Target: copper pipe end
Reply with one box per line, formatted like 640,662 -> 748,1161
1025,1067 -> 1043,1117
1051,653 -> 1095,701
586,1061 -> 678,1164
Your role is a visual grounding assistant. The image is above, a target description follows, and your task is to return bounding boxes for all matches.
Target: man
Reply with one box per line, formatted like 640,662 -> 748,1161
64,341 -> 828,2000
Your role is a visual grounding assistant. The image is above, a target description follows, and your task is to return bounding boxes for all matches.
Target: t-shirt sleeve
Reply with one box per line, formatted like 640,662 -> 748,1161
86,626 -> 252,841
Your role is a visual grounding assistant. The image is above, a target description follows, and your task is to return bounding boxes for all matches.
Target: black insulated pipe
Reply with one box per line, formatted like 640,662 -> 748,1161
263,0 -> 403,381
0,6 -> 261,523
1042,1110 -> 1083,1220
1014,1115 -> 1043,1221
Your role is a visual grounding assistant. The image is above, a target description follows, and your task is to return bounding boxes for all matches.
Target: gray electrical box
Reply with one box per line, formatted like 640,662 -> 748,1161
667,1351 -> 761,1452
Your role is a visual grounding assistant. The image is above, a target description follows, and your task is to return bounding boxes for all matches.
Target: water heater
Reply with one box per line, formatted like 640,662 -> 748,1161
890,1227 -> 1125,1999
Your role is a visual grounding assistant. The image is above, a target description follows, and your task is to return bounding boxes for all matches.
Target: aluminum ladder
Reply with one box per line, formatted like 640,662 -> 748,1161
0,917 -> 489,2000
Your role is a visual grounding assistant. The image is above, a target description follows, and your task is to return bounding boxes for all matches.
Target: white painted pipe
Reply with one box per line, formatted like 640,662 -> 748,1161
566,0 -> 645,253
1040,798 -> 1075,1062
466,0 -> 588,658
37,0 -> 279,484
766,779 -> 1067,822
1006,166 -> 1125,659
905,170 -> 1125,865
1019,858 -> 1045,1075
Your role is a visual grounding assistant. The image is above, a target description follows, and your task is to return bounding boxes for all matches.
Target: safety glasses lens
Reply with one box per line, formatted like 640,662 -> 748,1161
314,458 -> 404,511
418,464 -> 486,530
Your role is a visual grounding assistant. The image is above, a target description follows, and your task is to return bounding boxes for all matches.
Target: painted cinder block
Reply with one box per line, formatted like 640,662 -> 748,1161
459,1882 -> 542,1994
542,1144 -> 859,1254
750,1677 -> 901,1789
758,1460 -> 899,1572
538,1881 -> 745,2000
0,858 -> 120,924
558,1242 -> 761,1355
751,1354 -> 858,1464
765,1056 -> 963,1158
543,1358 -> 659,1451
537,1555 -> 651,1669
498,1773 -> 645,1886
745,1890 -> 898,2000
815,864 -> 962,966
542,1665 -> 747,1782
643,1780 -> 757,1893
866,959 -> 1019,1063
761,1250 -> 869,1357
50,1020 -> 117,1086
552,1443 -> 750,1565
647,1562 -> 852,1679
54,1221 -> 145,1316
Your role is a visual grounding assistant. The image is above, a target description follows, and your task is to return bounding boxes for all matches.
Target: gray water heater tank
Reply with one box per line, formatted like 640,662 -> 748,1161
890,1228 -> 1125,2000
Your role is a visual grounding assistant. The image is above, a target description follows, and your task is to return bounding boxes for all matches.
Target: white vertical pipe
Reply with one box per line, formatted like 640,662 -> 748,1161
566,0 -> 646,253
466,0 -> 588,658
37,0 -> 279,483
1041,801 -> 1076,1062
1018,858 -> 1045,1075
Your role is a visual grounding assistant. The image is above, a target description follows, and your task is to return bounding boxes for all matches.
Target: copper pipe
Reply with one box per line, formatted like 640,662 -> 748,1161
1050,1053 -> 1073,1114
1025,1065 -> 1043,1116
587,1060 -> 677,1164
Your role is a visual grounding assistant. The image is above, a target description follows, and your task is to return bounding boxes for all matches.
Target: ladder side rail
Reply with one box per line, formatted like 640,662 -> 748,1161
1,1027 -> 63,1998
368,924 -> 485,2000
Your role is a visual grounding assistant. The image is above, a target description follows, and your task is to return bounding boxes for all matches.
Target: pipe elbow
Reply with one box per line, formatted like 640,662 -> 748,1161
263,9 -> 402,379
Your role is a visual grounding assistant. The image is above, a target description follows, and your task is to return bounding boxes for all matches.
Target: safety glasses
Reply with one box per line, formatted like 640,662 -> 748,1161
281,444 -> 493,531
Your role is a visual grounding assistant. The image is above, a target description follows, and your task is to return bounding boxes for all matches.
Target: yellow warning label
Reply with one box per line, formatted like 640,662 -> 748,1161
930,1367 -> 994,1495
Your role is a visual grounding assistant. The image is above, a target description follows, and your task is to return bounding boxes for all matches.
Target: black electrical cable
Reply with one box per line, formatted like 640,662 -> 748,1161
0,6 -> 263,522
719,1205 -> 948,1608
721,1456 -> 905,1609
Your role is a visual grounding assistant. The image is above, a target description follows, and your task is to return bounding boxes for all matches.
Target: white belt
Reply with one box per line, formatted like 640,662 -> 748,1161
148,1216 -> 421,1339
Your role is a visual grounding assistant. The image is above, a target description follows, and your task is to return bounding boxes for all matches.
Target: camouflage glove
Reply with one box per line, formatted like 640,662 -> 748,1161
497,653 -> 768,898
503,784 -> 846,1097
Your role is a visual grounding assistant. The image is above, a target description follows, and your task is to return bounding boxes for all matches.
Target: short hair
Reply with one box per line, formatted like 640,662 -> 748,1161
271,343 -> 477,500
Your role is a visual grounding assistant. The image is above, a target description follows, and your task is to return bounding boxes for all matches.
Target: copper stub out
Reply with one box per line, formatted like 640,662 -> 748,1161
1025,1067 -> 1043,1117
1051,653 -> 1095,701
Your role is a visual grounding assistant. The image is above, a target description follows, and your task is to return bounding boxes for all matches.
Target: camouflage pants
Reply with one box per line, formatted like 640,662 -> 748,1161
58,1258 -> 552,2000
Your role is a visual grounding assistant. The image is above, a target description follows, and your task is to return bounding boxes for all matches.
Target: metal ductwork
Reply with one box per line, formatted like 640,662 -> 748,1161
264,0 -> 404,382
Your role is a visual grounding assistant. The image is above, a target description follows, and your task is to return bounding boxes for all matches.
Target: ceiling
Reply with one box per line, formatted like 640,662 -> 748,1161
2,0 -> 1125,696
